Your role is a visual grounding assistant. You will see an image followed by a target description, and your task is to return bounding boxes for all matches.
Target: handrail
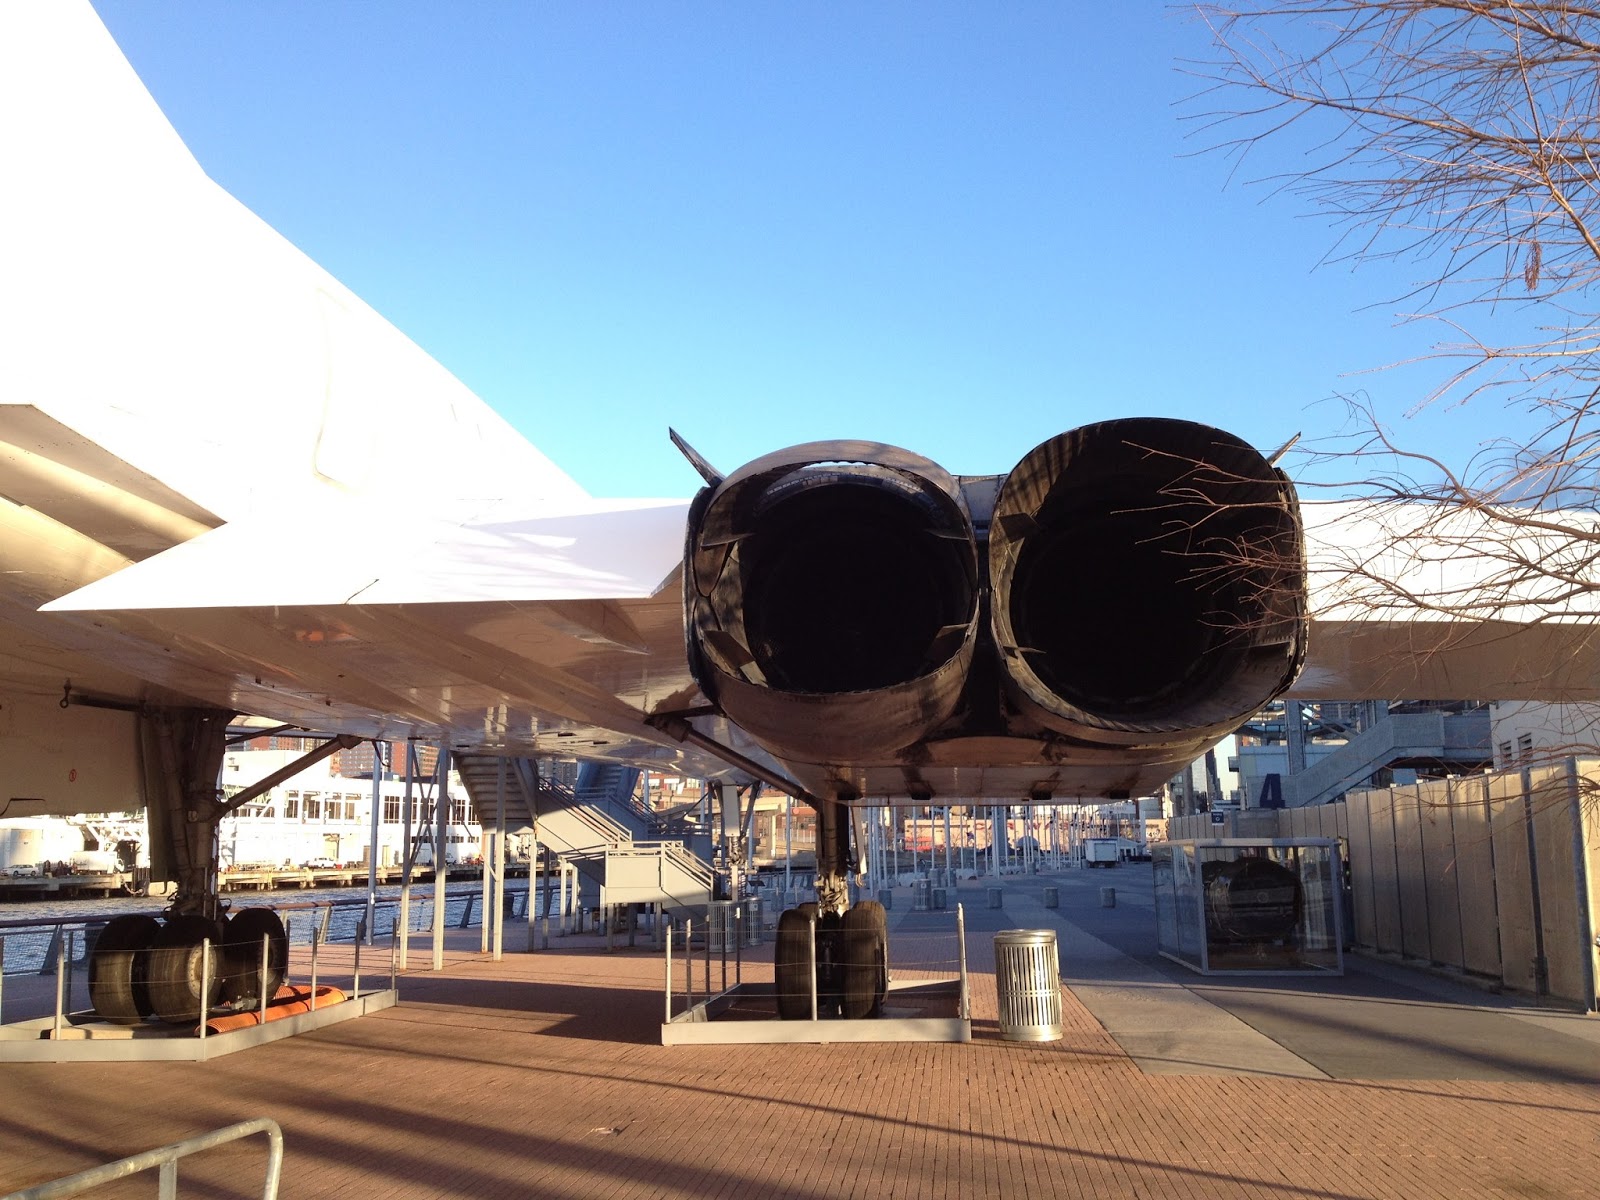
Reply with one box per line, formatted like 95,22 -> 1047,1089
2,1117 -> 283,1200
610,839 -> 715,881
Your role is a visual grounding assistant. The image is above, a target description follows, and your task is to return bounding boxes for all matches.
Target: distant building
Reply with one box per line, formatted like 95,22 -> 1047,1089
1488,701 -> 1600,769
218,748 -> 477,869
235,734 -> 441,781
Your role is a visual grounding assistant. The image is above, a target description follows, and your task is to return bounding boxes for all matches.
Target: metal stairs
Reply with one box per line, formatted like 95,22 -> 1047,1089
1282,708 -> 1492,808
454,753 -> 713,913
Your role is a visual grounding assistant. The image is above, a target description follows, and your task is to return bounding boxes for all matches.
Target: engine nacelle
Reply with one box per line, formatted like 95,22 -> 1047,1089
683,421 -> 1307,795
989,418 -> 1306,756
685,442 -> 980,766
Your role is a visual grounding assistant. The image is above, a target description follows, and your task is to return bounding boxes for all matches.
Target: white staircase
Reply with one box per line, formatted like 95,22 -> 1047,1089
454,754 -> 713,913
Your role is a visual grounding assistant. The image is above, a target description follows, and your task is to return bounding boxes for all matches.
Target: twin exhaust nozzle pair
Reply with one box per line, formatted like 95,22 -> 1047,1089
683,418 -> 1306,772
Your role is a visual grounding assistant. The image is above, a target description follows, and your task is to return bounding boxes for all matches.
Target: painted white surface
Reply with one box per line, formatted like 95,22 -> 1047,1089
1,1 -> 585,533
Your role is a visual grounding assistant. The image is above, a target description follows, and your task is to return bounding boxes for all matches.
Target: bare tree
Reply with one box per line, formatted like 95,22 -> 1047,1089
1191,2 -> 1600,637
1183,0 -> 1600,818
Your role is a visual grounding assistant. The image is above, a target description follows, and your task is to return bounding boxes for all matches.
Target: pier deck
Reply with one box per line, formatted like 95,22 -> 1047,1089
1,871 -> 1596,1198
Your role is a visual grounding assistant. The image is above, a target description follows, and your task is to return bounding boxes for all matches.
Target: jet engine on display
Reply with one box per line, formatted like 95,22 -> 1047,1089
684,417 -> 1308,1018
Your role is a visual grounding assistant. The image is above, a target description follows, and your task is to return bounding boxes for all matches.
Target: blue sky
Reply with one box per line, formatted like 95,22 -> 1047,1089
93,1 -> 1484,498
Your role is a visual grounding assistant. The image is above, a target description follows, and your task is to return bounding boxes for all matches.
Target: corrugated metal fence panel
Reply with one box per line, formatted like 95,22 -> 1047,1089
1579,759 -> 1600,1011
1237,811 -> 1282,838
1449,776 -> 1501,980
1366,789 -> 1405,955
1286,807 -> 1310,839
1345,789 -> 1379,951
1391,784 -> 1432,960
1416,777 -> 1464,971
1528,763 -> 1588,1006
1488,771 -> 1539,995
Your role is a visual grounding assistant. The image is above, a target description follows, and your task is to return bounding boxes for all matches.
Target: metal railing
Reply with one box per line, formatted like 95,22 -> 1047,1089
662,901 -> 971,1027
2,1117 -> 283,1200
0,886 -> 515,1027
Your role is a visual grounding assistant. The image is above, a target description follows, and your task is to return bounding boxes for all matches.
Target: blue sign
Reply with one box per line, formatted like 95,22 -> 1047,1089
1210,811 -> 1226,825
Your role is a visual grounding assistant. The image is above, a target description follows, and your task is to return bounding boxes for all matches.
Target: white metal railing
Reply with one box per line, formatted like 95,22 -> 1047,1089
2,1117 -> 283,1200
632,841 -> 716,890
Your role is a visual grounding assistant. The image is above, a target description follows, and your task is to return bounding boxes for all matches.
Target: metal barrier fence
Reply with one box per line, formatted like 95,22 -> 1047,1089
664,900 -> 970,1029
1,1116 -> 283,1200
0,884 -> 528,1027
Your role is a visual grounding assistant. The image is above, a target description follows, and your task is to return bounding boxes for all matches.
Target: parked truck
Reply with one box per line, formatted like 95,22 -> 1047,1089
1082,838 -> 1121,868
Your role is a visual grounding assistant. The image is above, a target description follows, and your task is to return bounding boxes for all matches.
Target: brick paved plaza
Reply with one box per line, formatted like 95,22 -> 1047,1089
1,874 -> 1596,1199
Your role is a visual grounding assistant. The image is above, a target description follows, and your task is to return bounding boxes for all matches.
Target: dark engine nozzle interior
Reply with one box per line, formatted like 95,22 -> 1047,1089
990,418 -> 1305,745
1203,856 -> 1305,945
686,442 -> 979,763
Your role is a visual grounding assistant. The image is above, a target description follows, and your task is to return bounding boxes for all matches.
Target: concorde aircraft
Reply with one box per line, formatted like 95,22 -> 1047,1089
5,2 -> 1599,1026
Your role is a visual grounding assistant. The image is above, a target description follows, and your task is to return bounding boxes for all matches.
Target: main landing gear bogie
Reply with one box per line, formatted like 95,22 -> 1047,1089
773,900 -> 888,1021
87,907 -> 290,1026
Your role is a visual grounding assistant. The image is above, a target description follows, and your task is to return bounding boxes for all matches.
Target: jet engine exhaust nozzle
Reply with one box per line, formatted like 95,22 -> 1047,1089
990,418 -> 1306,747
685,442 -> 980,765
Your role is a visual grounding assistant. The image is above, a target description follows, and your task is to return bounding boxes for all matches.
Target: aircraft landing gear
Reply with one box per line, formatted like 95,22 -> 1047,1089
773,795 -> 888,1020
87,907 -> 290,1025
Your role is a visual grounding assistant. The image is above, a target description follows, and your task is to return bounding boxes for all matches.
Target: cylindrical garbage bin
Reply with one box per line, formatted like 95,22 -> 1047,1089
1043,886 -> 1059,909
993,929 -> 1063,1042
986,887 -> 1003,909
1100,887 -> 1116,908
742,896 -> 764,946
931,886 -> 947,910
707,900 -> 736,952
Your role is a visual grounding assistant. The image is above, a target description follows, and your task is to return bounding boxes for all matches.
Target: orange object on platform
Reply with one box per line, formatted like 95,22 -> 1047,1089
201,985 -> 348,1035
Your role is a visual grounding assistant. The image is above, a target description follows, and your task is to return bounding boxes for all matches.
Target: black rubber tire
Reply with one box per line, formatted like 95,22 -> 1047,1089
813,910 -> 844,1019
88,914 -> 161,1024
222,908 -> 289,1007
147,915 -> 226,1025
840,901 -> 888,1019
774,908 -> 813,1020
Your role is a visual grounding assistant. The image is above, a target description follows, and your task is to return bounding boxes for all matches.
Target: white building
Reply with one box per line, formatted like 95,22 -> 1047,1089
0,816 -> 85,871
218,749 -> 479,869
1488,701 -> 1600,769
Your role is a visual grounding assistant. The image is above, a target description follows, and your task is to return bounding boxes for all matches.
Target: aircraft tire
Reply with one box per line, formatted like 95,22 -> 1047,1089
87,914 -> 161,1024
774,908 -> 813,1020
147,915 -> 226,1025
840,901 -> 888,1019
222,908 -> 289,1007
814,910 -> 844,1019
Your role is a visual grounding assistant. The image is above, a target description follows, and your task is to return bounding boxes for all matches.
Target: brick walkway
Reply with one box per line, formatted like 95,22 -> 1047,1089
2,882 -> 1597,1198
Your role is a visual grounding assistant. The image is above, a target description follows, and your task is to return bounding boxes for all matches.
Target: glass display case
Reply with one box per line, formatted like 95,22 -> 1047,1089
1153,839 -> 1344,975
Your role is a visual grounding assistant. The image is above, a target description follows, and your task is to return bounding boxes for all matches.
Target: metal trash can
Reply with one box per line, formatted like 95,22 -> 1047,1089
993,929 -> 1063,1042
707,900 -> 736,952
1100,887 -> 1116,908
742,896 -> 764,946
931,885 -> 947,910
1043,886 -> 1059,909
912,879 -> 931,911
878,887 -> 893,911
986,887 -> 1003,909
